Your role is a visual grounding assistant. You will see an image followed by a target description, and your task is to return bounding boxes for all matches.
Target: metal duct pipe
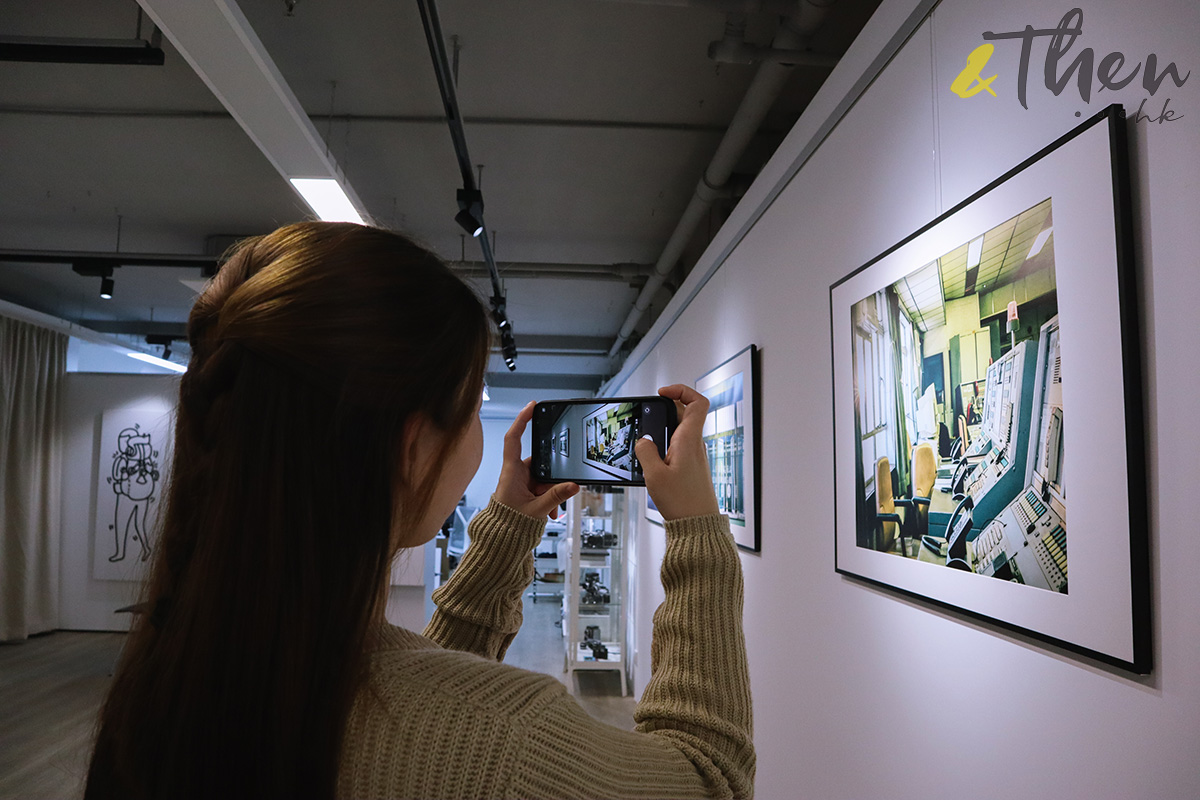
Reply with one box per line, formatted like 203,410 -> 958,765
450,260 -> 654,283
592,0 -> 801,12
606,0 -> 836,358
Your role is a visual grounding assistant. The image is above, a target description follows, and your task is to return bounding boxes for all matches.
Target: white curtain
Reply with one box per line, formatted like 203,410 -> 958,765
0,314 -> 67,641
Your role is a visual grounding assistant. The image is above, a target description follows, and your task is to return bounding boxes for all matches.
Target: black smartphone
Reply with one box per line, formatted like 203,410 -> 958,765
531,397 -> 678,486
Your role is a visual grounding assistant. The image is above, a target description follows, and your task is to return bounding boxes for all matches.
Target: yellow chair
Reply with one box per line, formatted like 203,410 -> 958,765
874,457 -> 901,553
909,442 -> 936,544
913,442 -> 937,495
874,445 -> 937,556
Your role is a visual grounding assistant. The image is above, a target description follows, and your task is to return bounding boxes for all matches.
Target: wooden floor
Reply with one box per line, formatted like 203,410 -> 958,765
0,630 -> 124,799
0,597 -> 636,798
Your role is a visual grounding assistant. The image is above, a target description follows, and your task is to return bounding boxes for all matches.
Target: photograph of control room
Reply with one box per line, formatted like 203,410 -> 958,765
850,197 -> 1068,594
537,401 -> 641,482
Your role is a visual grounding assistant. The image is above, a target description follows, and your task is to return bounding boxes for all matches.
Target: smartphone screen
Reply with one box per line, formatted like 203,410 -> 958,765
532,397 -> 677,485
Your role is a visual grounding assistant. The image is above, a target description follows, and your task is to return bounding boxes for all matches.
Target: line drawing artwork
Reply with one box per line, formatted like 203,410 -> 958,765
106,424 -> 160,563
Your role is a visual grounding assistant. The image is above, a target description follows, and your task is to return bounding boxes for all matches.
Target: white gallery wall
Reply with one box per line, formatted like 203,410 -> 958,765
617,0 -> 1200,797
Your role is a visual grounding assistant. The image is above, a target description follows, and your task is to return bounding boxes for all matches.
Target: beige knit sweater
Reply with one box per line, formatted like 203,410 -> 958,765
337,498 -> 754,799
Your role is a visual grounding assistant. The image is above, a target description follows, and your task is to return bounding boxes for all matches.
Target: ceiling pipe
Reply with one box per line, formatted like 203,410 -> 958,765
591,0 -> 801,12
606,0 -> 836,359
0,249 -> 653,283
0,107 -> 758,135
450,260 -> 653,283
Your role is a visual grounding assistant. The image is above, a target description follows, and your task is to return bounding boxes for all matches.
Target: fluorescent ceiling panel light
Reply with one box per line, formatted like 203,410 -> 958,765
128,351 -> 188,373
1027,227 -> 1053,259
141,1 -> 367,226
966,236 -> 984,269
290,178 -> 364,224
179,278 -> 209,294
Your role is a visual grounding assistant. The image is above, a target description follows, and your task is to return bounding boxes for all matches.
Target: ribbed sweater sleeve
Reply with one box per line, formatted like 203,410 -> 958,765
392,502 -> 753,799
423,497 -> 545,660
635,513 -> 754,798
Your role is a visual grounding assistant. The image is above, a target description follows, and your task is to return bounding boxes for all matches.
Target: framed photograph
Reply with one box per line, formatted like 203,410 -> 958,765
696,345 -> 760,553
643,489 -> 664,527
830,105 -> 1149,673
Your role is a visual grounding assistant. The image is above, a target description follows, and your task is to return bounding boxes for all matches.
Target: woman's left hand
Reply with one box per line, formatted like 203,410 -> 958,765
494,401 -> 580,519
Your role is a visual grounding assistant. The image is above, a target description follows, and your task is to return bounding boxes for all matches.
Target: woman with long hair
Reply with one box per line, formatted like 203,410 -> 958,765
86,221 -> 753,799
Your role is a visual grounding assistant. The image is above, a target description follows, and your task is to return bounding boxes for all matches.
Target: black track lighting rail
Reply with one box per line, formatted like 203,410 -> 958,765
1,249 -> 219,275
0,36 -> 165,66
415,0 -> 518,371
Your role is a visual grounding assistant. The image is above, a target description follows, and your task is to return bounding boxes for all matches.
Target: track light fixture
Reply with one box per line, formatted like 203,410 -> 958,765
455,188 -> 484,237
73,258 -> 119,300
146,334 -> 178,365
419,0 -> 517,370
491,295 -> 518,371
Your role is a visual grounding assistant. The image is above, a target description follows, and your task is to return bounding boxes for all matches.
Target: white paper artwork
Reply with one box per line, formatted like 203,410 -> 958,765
93,404 -> 174,582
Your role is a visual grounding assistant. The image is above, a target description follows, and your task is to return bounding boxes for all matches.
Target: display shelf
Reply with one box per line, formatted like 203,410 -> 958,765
528,518 -> 568,602
572,642 -> 622,665
563,489 -> 628,696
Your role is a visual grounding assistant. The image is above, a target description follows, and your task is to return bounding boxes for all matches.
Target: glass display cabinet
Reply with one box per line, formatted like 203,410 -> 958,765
562,488 -> 627,695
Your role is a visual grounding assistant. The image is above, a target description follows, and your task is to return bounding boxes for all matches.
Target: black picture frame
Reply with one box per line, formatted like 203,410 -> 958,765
695,344 -> 761,553
829,105 -> 1149,673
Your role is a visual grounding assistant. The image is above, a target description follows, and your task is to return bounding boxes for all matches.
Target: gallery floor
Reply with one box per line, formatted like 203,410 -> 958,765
0,596 -> 636,798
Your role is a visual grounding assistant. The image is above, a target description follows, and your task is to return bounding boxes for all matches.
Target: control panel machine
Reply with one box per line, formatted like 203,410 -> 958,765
958,338 -> 1040,522
970,318 -> 1067,592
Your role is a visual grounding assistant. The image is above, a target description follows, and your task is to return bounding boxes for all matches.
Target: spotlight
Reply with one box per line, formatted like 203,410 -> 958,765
455,207 -> 483,237
147,335 -> 177,366
490,295 -> 518,372
500,328 -> 517,371
456,188 -> 484,238
72,258 -> 119,299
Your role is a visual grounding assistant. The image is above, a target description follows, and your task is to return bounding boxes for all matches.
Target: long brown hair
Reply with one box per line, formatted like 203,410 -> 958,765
86,222 -> 492,799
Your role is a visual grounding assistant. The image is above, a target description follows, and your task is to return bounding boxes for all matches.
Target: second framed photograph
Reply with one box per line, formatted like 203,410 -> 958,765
643,490 -> 664,527
829,105 -> 1149,673
696,345 -> 760,552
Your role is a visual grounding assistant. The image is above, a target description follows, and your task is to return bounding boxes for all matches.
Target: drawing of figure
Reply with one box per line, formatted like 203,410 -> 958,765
106,425 -> 160,563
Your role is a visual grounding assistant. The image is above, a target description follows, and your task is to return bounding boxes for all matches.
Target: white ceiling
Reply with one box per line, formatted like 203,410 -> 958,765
0,0 -> 880,413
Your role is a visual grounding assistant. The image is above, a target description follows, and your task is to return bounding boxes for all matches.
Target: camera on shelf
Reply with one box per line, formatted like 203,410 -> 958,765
580,571 -> 611,605
582,639 -> 608,660
581,627 -> 608,660
581,531 -> 619,549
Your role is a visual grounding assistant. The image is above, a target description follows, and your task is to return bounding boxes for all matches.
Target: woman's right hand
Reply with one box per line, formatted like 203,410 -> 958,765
495,401 -> 581,519
634,385 -> 721,521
